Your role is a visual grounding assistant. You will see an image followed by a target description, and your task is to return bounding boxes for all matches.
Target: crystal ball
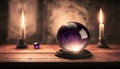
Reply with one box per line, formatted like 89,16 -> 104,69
56,22 -> 90,53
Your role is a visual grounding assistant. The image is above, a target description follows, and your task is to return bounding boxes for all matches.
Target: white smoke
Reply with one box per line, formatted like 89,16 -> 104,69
44,0 -> 88,39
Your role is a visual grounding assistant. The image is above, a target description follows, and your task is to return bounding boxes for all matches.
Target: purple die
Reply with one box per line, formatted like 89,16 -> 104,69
34,42 -> 40,49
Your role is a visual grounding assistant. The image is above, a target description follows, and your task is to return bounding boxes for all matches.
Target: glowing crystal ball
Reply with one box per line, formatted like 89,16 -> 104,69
56,22 -> 90,53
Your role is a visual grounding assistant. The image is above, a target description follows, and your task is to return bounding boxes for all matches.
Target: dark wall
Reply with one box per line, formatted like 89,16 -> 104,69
103,1 -> 120,44
0,0 -> 8,44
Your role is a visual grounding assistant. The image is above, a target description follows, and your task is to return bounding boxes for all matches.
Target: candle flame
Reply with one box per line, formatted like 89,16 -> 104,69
21,10 -> 25,28
99,8 -> 104,24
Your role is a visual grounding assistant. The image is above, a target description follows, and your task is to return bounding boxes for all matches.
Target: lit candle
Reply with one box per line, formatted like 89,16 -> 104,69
98,8 -> 104,39
21,10 -> 25,39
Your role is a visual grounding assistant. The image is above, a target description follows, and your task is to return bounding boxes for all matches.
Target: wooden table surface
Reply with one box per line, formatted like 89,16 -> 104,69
0,44 -> 120,62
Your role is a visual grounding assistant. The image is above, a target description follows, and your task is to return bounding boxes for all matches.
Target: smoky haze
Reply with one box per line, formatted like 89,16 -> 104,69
8,0 -> 37,43
44,0 -> 89,43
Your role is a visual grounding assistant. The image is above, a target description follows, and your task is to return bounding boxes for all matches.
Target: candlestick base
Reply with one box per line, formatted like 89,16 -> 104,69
55,49 -> 92,59
97,38 -> 109,48
16,39 -> 27,49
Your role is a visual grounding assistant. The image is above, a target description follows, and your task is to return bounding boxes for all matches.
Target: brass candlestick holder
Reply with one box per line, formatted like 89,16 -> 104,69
97,37 -> 109,48
16,38 -> 27,49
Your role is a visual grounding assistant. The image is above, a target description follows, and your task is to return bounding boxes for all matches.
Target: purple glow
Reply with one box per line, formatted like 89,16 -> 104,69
34,42 -> 40,49
56,22 -> 90,52
35,45 -> 39,48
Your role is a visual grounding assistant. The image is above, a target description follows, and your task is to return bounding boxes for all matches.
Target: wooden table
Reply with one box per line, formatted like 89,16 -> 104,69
0,44 -> 120,68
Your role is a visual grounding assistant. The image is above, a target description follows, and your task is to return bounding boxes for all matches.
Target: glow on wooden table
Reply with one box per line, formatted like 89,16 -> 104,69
0,44 -> 120,62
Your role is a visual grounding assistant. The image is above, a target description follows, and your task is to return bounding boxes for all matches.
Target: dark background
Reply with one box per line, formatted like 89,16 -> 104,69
0,0 -> 120,44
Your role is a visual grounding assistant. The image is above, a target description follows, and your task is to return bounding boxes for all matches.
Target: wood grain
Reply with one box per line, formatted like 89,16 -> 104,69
0,44 -> 120,62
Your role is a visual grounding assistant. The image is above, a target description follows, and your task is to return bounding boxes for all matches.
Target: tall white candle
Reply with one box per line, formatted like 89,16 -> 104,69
98,8 -> 104,39
99,23 -> 104,39
21,10 -> 25,39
